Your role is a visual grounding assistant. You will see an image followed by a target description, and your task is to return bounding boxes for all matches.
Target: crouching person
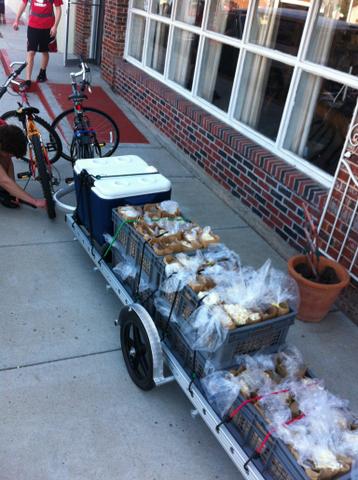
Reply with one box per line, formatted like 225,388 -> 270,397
0,123 -> 46,209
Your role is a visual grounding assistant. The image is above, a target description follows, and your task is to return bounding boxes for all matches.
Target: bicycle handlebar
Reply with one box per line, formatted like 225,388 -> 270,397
0,61 -> 27,100
11,61 -> 27,76
70,60 -> 91,83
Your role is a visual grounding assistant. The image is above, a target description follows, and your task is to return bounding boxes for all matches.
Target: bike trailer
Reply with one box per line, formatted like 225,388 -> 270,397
73,155 -> 172,245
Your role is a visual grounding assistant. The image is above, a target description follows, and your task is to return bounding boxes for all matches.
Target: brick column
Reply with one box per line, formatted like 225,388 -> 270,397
74,2 -> 93,58
101,0 -> 129,86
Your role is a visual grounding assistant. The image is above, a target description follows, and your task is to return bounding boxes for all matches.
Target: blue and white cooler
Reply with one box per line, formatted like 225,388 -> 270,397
74,155 -> 172,245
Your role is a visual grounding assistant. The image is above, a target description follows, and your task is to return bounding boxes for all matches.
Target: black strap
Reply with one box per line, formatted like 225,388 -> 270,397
134,239 -> 149,301
77,169 -> 95,252
244,452 -> 260,472
188,350 -> 197,397
92,170 -> 159,180
160,285 -> 180,342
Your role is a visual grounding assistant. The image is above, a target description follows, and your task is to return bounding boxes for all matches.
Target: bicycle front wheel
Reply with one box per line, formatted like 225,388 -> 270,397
1,111 -> 62,164
30,135 -> 56,219
52,107 -> 120,161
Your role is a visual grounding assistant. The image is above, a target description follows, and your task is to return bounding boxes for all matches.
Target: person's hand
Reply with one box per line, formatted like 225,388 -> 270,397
13,20 -> 19,31
33,198 -> 47,209
50,26 -> 57,38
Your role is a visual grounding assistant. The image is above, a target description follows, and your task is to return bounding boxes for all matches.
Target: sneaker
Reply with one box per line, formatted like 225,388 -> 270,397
19,80 -> 32,91
37,69 -> 47,83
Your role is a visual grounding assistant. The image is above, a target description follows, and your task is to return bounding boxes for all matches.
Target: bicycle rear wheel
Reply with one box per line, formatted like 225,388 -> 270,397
70,136 -> 101,162
52,107 -> 120,161
1,111 -> 62,164
30,135 -> 56,219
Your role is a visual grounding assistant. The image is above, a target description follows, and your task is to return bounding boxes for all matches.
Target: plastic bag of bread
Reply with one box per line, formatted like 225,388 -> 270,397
117,205 -> 142,220
182,304 -> 231,352
158,200 -> 180,217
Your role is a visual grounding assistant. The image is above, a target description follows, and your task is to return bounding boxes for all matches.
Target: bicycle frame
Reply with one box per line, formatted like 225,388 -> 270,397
67,62 -> 101,158
26,115 -> 52,178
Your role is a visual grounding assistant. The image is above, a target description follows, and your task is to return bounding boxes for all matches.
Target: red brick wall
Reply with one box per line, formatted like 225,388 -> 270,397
111,59 -> 328,254
101,0 -> 128,85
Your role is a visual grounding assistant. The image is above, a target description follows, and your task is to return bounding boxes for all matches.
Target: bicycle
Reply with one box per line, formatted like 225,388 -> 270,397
0,62 -> 58,219
51,60 -> 120,162
0,66 -> 62,165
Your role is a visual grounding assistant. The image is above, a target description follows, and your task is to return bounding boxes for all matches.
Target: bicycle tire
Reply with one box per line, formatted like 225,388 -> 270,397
0,111 -> 63,164
30,135 -> 56,219
51,107 -> 120,161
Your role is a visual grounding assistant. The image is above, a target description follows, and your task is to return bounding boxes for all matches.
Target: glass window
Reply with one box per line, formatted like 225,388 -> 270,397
284,73 -> 357,175
147,20 -> 169,74
306,0 -> 358,75
126,0 -> 358,182
176,0 -> 206,27
250,0 -> 311,56
197,39 -> 239,112
235,53 -> 293,140
207,0 -> 247,39
128,14 -> 146,61
152,0 -> 173,17
132,0 -> 147,10
169,28 -> 199,91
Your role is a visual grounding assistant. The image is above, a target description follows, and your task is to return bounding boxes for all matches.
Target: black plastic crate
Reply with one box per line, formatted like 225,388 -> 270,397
112,210 -> 144,261
192,368 -> 353,480
223,392 -> 352,480
154,308 -> 295,378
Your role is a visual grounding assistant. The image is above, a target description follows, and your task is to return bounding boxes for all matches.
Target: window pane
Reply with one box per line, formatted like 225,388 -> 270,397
198,39 -> 239,112
169,28 -> 199,91
207,0 -> 247,39
128,14 -> 146,61
147,20 -> 169,74
133,0 -> 147,10
284,73 -> 357,175
235,53 -> 293,140
176,0 -> 206,27
306,0 -> 358,74
152,0 -> 173,17
250,0 -> 311,56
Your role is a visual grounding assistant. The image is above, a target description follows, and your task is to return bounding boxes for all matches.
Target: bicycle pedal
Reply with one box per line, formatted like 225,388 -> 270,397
98,142 -> 106,147
17,171 -> 31,180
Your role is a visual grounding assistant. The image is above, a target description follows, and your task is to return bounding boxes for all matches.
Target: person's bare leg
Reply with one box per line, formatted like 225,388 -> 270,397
26,51 -> 35,82
41,52 -> 49,70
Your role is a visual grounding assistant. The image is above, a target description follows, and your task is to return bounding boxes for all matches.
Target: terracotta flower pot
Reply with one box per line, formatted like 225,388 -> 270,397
287,255 -> 350,322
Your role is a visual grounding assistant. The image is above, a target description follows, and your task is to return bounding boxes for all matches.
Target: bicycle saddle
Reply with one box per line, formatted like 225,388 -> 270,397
68,93 -> 88,101
19,107 -> 40,115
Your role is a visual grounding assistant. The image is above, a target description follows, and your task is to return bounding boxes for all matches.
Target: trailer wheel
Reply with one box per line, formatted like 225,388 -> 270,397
120,307 -> 155,391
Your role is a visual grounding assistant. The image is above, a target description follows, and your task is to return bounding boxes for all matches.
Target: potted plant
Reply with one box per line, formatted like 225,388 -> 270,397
287,204 -> 350,322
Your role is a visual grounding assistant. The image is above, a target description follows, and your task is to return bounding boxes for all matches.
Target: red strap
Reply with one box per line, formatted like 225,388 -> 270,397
256,413 -> 305,454
229,389 -> 289,420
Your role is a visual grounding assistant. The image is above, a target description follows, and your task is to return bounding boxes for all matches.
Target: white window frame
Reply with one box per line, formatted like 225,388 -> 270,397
124,0 -> 358,188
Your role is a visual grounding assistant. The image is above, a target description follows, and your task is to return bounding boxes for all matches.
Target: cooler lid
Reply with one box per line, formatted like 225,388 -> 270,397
74,155 -> 154,176
91,174 -> 172,200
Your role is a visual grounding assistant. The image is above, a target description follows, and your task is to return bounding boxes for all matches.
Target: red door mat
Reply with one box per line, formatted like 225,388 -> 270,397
48,83 -> 148,144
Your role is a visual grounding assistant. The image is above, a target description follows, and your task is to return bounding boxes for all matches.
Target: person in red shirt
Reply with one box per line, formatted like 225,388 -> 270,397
13,0 -> 63,89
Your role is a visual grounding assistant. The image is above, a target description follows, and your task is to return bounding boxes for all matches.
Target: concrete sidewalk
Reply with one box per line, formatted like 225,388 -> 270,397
1,17 -> 357,480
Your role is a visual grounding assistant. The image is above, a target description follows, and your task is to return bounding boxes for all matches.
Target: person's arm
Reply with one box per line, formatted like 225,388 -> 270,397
0,164 -> 46,208
13,0 -> 27,30
50,6 -> 62,38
